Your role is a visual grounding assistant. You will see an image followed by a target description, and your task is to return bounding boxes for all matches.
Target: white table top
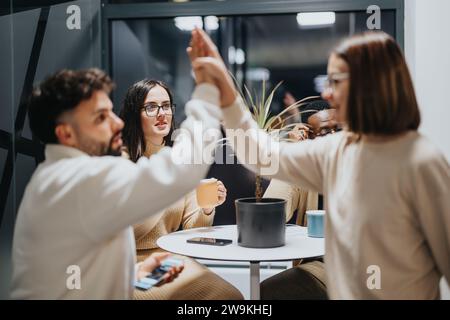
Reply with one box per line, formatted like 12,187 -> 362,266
157,225 -> 325,262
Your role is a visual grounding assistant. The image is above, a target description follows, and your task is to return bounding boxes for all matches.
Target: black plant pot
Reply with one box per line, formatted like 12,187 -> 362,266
235,198 -> 286,248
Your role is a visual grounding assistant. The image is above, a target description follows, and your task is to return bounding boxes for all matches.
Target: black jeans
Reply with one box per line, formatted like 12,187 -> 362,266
260,259 -> 328,300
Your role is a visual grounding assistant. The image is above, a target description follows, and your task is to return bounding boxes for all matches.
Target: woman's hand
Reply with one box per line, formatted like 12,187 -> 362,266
284,92 -> 297,111
287,124 -> 312,141
202,180 -> 227,214
136,252 -> 184,283
216,180 -> 227,206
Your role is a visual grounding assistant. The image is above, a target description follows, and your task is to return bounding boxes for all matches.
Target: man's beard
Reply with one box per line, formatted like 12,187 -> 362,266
76,131 -> 122,157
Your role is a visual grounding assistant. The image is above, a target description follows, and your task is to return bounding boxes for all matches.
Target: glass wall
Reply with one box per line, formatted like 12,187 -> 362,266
0,0 -> 102,299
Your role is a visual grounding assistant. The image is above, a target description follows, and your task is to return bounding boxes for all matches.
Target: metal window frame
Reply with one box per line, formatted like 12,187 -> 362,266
101,0 -> 404,74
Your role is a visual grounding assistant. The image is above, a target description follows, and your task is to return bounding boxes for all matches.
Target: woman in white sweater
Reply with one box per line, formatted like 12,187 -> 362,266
190,29 -> 450,299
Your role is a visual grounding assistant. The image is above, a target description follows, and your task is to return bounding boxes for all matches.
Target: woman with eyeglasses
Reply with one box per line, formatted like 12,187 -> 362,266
120,79 -> 243,300
190,29 -> 450,299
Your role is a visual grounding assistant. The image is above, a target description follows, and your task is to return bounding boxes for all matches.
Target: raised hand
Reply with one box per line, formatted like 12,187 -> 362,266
137,252 -> 184,283
193,28 -> 223,62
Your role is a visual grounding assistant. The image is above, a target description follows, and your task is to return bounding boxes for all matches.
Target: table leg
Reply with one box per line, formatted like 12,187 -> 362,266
249,261 -> 260,300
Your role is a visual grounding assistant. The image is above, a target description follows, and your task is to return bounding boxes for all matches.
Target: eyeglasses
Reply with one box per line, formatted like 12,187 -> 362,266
323,73 -> 349,92
142,103 -> 175,117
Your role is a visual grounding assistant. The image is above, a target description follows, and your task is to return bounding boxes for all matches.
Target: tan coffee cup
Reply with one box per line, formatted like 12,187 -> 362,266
196,178 -> 218,208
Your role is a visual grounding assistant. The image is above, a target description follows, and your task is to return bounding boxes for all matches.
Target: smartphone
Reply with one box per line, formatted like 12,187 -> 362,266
135,258 -> 184,291
186,237 -> 232,246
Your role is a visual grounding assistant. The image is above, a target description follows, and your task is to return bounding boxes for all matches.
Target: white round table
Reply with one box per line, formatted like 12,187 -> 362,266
157,225 -> 324,300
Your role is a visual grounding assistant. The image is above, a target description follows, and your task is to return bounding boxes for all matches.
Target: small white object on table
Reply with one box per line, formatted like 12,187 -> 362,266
157,225 -> 324,300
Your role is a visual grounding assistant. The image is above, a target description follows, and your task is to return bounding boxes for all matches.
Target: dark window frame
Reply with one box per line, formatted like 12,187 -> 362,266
101,0 -> 405,75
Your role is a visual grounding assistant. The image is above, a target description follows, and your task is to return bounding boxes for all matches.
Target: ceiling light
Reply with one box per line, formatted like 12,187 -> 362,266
296,12 -> 336,28
174,16 -> 203,31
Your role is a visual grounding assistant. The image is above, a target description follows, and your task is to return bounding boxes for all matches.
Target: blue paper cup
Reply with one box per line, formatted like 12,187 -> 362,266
306,210 -> 325,238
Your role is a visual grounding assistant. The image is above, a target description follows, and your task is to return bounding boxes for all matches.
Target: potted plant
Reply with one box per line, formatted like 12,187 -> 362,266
233,81 -> 318,248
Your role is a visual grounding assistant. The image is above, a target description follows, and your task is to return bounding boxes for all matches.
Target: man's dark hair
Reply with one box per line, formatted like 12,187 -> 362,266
300,99 -> 330,123
28,68 -> 115,144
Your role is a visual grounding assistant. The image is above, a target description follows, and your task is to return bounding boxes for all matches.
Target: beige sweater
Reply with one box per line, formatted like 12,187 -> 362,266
223,97 -> 450,299
130,142 -> 215,253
